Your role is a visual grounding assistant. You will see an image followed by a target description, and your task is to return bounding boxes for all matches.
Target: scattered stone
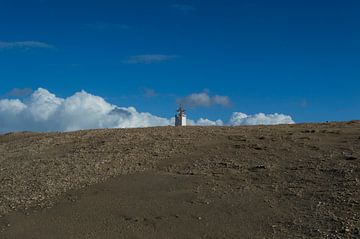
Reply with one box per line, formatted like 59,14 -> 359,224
345,156 -> 357,161
302,129 -> 316,133
308,145 -> 320,150
250,165 -> 266,171
228,135 -> 247,142
250,144 -> 264,150
339,227 -> 350,233
0,123 -> 359,238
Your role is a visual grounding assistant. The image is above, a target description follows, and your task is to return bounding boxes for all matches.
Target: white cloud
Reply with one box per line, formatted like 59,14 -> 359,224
0,99 -> 27,114
28,88 -> 64,122
179,92 -> 212,107
212,95 -> 231,107
230,112 -> 295,125
177,91 -> 231,108
0,88 -> 294,132
124,54 -> 178,64
0,88 -> 172,132
189,118 -> 224,126
0,41 -> 53,50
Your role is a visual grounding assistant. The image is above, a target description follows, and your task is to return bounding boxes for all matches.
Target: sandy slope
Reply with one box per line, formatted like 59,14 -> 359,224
0,122 -> 359,238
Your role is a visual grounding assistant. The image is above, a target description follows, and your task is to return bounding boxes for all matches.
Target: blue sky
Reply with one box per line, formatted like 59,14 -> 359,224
1,0 -> 359,124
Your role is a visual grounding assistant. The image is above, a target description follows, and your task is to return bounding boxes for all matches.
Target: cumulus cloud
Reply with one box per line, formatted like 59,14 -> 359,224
0,88 -> 173,132
177,91 -> 231,108
124,54 -> 178,64
0,41 -> 53,50
188,118 -> 224,126
230,112 -> 295,125
0,88 -> 294,132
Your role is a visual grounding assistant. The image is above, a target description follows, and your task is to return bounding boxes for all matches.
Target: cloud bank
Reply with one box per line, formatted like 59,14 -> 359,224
0,88 -> 294,132
230,112 -> 295,125
177,91 -> 231,108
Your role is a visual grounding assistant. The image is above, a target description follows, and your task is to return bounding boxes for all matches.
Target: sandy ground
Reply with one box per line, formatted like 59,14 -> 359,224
0,122 -> 359,238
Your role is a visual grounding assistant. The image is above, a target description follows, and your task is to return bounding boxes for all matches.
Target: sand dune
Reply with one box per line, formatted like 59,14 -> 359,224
0,122 -> 359,238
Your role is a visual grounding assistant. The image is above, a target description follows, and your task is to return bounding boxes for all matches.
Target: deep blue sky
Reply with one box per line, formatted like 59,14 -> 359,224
0,0 -> 359,122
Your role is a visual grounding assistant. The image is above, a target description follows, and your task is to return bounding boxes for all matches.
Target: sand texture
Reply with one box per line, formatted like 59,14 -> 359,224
0,122 -> 359,238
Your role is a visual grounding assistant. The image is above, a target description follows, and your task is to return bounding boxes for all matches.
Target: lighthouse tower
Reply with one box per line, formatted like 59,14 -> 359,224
175,106 -> 187,126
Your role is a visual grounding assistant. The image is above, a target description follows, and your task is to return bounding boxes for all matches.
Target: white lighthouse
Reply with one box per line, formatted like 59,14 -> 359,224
175,106 -> 187,126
